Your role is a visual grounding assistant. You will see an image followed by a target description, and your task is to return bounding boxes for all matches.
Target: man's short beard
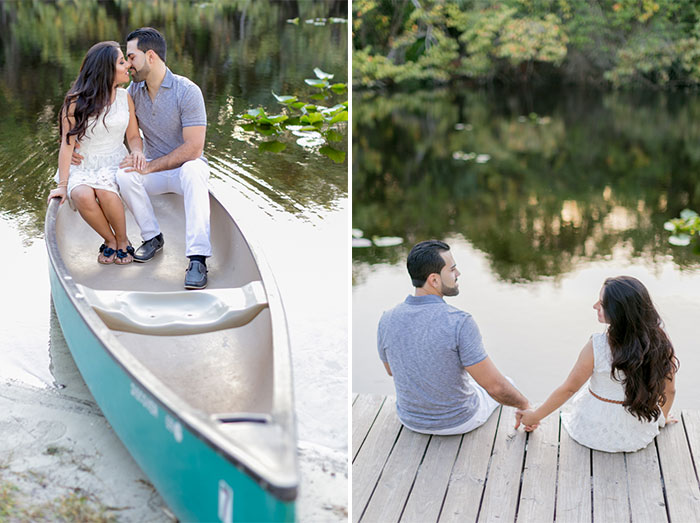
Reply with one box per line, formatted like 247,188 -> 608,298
441,284 -> 459,297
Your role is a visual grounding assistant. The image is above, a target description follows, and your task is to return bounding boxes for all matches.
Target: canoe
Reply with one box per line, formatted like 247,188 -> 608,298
45,191 -> 298,522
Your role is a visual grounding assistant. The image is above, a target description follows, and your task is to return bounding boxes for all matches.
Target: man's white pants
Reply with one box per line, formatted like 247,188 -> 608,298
116,159 -> 212,257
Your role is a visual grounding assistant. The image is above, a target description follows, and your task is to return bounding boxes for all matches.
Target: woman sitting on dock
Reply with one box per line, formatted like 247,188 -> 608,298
47,41 -> 145,265
516,276 -> 678,452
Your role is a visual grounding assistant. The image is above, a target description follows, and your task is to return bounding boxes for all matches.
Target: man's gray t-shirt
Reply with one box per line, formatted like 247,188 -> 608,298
127,68 -> 207,162
377,294 -> 488,431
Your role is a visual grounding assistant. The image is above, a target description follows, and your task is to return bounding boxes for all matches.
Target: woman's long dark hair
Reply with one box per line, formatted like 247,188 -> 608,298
59,41 -> 120,144
603,276 -> 679,422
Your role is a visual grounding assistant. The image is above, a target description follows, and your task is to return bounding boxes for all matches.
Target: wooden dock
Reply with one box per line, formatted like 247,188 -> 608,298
353,394 -> 700,523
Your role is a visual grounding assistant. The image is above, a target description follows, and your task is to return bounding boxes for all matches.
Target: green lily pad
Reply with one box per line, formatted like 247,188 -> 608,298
329,110 -> 348,124
272,92 -> 297,104
305,78 -> 328,88
246,107 -> 265,119
669,234 -> 691,246
314,67 -> 334,80
324,129 -> 344,142
320,145 -> 345,163
258,141 -> 287,153
330,83 -> 347,94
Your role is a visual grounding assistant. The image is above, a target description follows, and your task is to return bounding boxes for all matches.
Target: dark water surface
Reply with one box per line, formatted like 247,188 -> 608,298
353,87 -> 700,409
0,1 -> 348,518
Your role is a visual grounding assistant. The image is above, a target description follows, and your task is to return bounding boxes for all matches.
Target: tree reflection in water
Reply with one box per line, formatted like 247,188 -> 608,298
352,87 -> 700,284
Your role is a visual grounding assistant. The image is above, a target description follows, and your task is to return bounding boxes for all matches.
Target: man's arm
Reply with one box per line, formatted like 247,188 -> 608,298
383,361 -> 392,376
466,356 -> 529,410
121,125 -> 205,174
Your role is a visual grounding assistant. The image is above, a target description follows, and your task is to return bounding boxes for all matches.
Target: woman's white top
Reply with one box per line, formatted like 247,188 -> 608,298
561,332 -> 664,453
56,87 -> 129,198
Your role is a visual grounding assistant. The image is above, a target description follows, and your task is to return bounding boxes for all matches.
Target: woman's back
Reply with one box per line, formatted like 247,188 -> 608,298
561,332 -> 664,453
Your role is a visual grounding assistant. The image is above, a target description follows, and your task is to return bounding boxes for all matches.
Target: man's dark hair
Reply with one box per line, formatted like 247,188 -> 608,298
126,27 -> 167,62
407,240 -> 451,287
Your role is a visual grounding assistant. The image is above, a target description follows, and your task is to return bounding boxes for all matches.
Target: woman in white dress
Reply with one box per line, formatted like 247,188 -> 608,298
47,41 -> 146,264
516,276 -> 679,452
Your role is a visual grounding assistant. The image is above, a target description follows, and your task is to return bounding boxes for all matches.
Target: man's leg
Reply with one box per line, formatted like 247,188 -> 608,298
115,168 -> 165,243
172,159 -> 212,257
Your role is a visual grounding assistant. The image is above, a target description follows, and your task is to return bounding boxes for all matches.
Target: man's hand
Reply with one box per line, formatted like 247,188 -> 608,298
71,142 -> 83,166
515,409 -> 540,432
120,152 -> 150,174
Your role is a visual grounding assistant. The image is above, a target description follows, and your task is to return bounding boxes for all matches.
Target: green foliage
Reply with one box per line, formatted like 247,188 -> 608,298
239,69 -> 348,163
665,209 -> 700,249
353,0 -> 700,89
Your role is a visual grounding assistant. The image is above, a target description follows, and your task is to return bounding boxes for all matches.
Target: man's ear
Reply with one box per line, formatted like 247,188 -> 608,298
427,273 -> 440,289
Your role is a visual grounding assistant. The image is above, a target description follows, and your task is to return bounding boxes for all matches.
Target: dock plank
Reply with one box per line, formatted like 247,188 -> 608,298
438,406 -> 500,522
361,429 -> 430,522
518,413 -> 559,522
352,397 -> 402,523
477,406 -> 528,522
352,394 -> 385,461
592,450 -> 629,522
353,396 -> 700,523
556,424 -> 591,523
655,419 -> 700,522
682,410 -> 700,487
626,442 -> 667,523
401,434 -> 461,523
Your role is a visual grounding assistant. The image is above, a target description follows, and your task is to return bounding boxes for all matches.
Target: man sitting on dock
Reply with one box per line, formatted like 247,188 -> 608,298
377,240 -> 532,435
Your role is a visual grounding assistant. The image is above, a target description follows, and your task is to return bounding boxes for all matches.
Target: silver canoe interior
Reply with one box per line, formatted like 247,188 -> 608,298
55,193 -> 273,416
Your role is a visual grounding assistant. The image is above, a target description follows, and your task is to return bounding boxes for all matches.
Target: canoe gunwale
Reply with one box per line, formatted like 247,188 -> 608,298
45,193 -> 299,501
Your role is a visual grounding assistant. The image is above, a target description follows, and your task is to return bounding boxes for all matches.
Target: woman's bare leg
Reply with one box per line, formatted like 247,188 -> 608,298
95,189 -> 132,264
71,185 -> 117,263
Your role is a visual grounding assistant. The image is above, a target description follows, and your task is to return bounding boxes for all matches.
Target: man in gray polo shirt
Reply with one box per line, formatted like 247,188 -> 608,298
378,240 -> 532,434
117,27 -> 211,289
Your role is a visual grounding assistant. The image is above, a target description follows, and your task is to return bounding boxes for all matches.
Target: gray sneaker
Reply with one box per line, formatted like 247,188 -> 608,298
184,260 -> 208,289
133,233 -> 164,262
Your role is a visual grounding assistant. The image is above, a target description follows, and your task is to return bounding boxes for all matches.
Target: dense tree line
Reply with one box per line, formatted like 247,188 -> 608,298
353,0 -> 700,89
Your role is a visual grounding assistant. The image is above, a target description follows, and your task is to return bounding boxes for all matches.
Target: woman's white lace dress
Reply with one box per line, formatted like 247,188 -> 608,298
56,87 -> 129,199
561,332 -> 665,453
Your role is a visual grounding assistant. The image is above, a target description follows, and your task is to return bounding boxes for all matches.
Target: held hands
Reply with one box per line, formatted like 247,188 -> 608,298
514,408 -> 541,432
119,151 -> 149,173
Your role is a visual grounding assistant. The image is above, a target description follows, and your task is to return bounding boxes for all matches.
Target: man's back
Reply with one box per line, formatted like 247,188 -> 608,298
378,294 -> 487,431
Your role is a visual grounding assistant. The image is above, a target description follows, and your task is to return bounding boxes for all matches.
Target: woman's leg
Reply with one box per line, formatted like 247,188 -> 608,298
71,185 -> 117,263
95,189 -> 132,264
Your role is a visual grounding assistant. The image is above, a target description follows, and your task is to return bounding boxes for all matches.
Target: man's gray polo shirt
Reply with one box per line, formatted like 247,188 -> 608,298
127,68 -> 207,163
377,294 -> 488,431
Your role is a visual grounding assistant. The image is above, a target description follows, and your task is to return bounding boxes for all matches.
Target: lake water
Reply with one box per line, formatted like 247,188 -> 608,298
352,87 -> 700,410
0,1 -> 348,519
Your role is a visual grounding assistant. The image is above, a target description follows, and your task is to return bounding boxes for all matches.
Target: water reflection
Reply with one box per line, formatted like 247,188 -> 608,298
353,87 -> 700,284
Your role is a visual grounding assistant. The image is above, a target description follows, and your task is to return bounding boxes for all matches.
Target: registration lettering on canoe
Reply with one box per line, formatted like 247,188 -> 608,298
218,480 -> 233,523
165,414 -> 183,443
130,382 -> 158,418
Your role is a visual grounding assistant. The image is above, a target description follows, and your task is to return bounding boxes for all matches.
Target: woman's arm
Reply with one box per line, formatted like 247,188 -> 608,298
48,106 -> 76,204
124,92 -> 146,171
661,369 -> 676,422
517,338 -> 594,428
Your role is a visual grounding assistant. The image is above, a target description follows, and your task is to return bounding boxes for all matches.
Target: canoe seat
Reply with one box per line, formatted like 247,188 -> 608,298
76,281 -> 268,336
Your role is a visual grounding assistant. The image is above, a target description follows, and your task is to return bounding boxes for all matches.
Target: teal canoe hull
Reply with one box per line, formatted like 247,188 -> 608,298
49,265 -> 295,522
45,194 -> 297,522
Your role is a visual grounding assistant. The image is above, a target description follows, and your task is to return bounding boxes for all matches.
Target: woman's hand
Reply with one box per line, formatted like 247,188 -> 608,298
665,414 -> 679,425
120,151 -> 149,174
48,186 -> 67,205
515,409 -> 541,431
